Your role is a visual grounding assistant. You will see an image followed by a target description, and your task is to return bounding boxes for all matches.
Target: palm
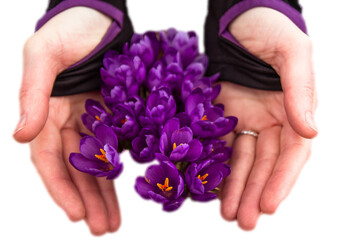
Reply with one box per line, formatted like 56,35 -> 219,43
30,92 -> 121,234
216,81 -> 312,230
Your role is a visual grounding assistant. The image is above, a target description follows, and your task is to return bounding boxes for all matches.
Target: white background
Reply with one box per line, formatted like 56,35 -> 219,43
1,0 -> 341,239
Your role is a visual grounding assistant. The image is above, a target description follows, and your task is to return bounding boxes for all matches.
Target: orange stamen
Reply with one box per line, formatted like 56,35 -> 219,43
95,116 -> 101,121
121,118 -> 128,124
197,173 -> 209,185
201,115 -> 208,121
173,143 -> 177,150
95,148 -> 109,163
157,178 -> 173,192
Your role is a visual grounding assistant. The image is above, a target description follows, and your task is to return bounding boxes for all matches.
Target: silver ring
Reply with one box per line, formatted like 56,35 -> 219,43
237,130 -> 259,138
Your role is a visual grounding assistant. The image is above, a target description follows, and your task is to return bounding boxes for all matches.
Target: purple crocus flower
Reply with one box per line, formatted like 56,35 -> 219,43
185,88 -> 238,139
135,160 -> 186,211
185,159 -> 231,201
146,60 -> 165,91
100,50 -> 146,93
160,28 -> 199,68
181,73 -> 221,102
111,107 -> 141,141
69,125 -> 122,180
198,139 -> 233,163
159,118 -> 203,162
101,85 -> 128,109
131,128 -> 159,163
117,96 -> 146,119
123,32 -> 160,69
145,87 -> 176,126
81,99 -> 112,133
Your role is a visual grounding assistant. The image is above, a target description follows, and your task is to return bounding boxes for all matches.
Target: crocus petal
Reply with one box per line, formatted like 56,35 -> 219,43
184,139 -> 203,162
106,163 -> 123,180
163,196 -> 186,212
69,153 -> 109,177
171,127 -> 193,145
191,192 -> 217,202
148,191 -> 169,204
81,113 -> 95,132
191,121 -> 216,139
212,116 -> 238,138
85,99 -> 106,117
79,136 -> 103,161
170,143 -> 189,161
95,125 -> 118,149
145,165 -> 165,185
204,163 -> 231,191
104,144 -> 119,166
159,118 -> 180,155
135,177 -> 153,199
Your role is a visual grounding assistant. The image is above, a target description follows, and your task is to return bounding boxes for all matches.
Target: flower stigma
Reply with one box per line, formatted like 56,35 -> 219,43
197,173 -> 208,185
157,178 -> 173,192
95,116 -> 101,121
121,118 -> 128,124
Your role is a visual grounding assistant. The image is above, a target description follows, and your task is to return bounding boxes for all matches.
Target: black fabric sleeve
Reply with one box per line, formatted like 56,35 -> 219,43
43,0 -> 134,96
204,0 -> 303,91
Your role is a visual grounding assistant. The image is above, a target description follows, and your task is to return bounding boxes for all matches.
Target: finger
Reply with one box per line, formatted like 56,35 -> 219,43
260,124 -> 311,213
97,178 -> 121,232
13,36 -> 61,143
220,134 -> 257,221
237,126 -> 281,230
30,120 -> 85,221
61,127 -> 109,236
280,37 -> 318,139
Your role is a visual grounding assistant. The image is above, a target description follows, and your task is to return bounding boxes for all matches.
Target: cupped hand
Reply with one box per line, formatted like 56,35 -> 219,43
13,7 -> 120,235
217,7 -> 317,230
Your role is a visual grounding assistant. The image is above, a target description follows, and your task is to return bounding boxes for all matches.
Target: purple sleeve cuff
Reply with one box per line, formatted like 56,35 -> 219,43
35,0 -> 124,68
219,0 -> 307,48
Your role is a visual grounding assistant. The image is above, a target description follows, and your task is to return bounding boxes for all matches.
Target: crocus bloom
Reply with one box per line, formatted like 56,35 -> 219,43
185,88 -> 238,139
181,73 -> 221,102
111,107 -> 141,141
159,118 -> 203,162
160,28 -> 199,68
69,125 -> 122,180
100,50 -> 146,93
185,159 -> 231,201
146,60 -> 165,91
135,160 -> 185,211
81,99 -> 112,133
145,87 -> 176,126
131,128 -> 159,163
198,139 -> 233,163
101,85 -> 128,109
123,32 -> 160,69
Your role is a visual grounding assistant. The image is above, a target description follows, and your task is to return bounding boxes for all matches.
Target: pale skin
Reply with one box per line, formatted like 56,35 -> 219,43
13,6 -> 317,235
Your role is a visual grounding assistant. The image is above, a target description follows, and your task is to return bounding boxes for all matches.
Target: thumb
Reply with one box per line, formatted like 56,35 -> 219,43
280,39 -> 318,139
13,37 -> 61,142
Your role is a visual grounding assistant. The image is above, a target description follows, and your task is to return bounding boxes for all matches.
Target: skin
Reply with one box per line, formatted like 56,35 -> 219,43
14,7 -> 119,235
13,6 -> 317,234
217,7 -> 317,230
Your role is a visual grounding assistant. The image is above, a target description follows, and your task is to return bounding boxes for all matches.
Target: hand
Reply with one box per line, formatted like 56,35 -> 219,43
13,7 -> 120,235
217,7 -> 317,230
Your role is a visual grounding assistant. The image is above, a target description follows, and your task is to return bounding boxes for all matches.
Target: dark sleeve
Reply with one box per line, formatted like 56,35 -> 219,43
204,0 -> 306,91
36,0 -> 134,96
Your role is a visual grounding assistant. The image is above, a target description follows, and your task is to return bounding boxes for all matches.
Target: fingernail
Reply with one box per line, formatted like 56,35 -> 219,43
305,111 -> 318,132
13,114 -> 26,136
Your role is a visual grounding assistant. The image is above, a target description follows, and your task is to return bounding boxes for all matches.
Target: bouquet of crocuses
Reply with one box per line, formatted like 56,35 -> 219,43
69,28 -> 238,211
